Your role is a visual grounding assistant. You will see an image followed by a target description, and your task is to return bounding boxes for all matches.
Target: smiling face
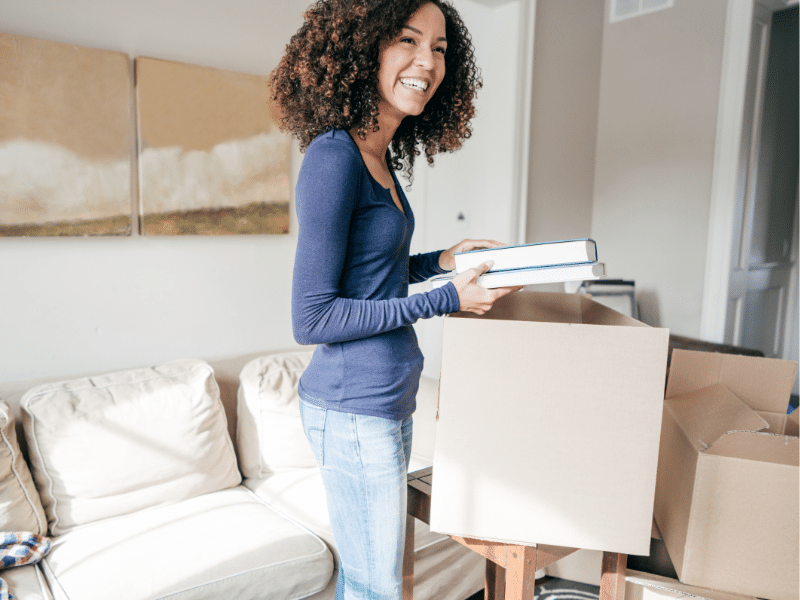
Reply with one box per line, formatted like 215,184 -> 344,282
376,2 -> 447,127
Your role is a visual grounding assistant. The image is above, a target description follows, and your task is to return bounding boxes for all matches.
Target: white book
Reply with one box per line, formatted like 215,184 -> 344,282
454,238 -> 597,273
432,262 -> 606,289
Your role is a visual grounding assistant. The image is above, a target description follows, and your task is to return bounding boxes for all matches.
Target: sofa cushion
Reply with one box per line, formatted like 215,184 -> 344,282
1,564 -> 53,600
0,402 -> 47,535
38,485 -> 333,600
245,469 -> 485,600
237,351 -> 316,477
20,359 -> 241,536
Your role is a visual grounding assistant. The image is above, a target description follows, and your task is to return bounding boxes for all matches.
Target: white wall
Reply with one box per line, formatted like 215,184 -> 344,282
525,0 -> 604,246
591,0 -> 728,335
1,0 -> 310,382
1,0 -> 527,382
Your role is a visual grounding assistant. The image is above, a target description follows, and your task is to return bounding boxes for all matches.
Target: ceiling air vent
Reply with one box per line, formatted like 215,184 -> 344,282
610,0 -> 674,23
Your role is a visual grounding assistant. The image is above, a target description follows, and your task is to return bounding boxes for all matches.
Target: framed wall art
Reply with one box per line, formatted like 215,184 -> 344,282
0,33 -> 132,236
135,57 -> 290,235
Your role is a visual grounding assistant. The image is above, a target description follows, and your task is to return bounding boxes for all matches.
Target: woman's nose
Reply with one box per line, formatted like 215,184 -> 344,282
414,45 -> 435,68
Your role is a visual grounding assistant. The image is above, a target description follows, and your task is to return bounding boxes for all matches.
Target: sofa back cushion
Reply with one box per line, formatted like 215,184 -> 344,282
237,351 -> 316,478
21,359 -> 241,535
0,402 -> 47,535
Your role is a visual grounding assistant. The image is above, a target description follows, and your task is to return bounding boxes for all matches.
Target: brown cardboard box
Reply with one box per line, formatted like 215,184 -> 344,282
625,570 -> 756,600
429,291 -> 669,555
654,349 -> 798,600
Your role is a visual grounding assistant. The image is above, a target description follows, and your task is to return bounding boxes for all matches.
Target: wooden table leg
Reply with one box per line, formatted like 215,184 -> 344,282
505,545 -> 537,599
402,513 -> 415,600
485,560 -> 506,600
600,552 -> 627,600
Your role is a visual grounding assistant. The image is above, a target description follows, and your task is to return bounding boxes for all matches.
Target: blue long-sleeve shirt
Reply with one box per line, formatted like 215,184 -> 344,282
292,129 -> 460,420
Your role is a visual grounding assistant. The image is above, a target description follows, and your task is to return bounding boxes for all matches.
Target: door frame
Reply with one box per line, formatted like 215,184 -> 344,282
701,0 -> 755,343
700,0 -> 798,355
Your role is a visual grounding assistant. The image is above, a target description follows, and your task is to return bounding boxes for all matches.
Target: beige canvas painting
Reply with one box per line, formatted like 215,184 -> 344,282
0,33 -> 132,236
136,57 -> 290,235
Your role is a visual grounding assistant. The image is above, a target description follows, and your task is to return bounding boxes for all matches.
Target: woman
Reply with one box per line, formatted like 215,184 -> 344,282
270,0 -> 519,597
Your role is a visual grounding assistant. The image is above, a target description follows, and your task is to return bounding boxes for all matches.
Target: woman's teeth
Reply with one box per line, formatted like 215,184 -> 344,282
400,78 -> 428,91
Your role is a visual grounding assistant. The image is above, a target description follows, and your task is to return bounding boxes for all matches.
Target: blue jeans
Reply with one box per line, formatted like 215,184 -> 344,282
299,399 -> 412,600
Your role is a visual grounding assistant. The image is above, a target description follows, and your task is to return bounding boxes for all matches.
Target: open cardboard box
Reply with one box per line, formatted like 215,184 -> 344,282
429,291 -> 669,556
654,349 -> 798,600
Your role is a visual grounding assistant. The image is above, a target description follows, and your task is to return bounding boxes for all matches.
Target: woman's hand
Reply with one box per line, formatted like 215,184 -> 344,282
451,261 -> 522,315
438,239 -> 505,272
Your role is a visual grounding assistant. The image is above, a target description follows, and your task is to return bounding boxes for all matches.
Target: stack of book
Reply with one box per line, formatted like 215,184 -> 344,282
431,238 -> 605,289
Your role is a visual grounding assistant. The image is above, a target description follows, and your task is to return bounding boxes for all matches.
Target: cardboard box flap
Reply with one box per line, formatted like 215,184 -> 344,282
705,430 -> 799,466
454,290 -> 583,324
666,349 -> 797,414
664,383 -> 768,452
787,410 -> 799,437
756,410 -> 789,435
455,290 -> 649,328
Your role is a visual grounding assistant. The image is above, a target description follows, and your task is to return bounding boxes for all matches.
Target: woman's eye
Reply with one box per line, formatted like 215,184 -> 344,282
400,37 -> 415,44
435,47 -> 446,55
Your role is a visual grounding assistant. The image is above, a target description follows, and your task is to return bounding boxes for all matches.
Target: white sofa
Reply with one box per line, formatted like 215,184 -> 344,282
0,349 -> 484,600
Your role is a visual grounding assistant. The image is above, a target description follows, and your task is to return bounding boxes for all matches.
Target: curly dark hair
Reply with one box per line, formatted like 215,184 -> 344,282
269,0 -> 482,181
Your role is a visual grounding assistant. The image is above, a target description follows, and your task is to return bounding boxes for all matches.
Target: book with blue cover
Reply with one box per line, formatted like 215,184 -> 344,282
431,261 -> 606,289
454,238 -> 597,273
